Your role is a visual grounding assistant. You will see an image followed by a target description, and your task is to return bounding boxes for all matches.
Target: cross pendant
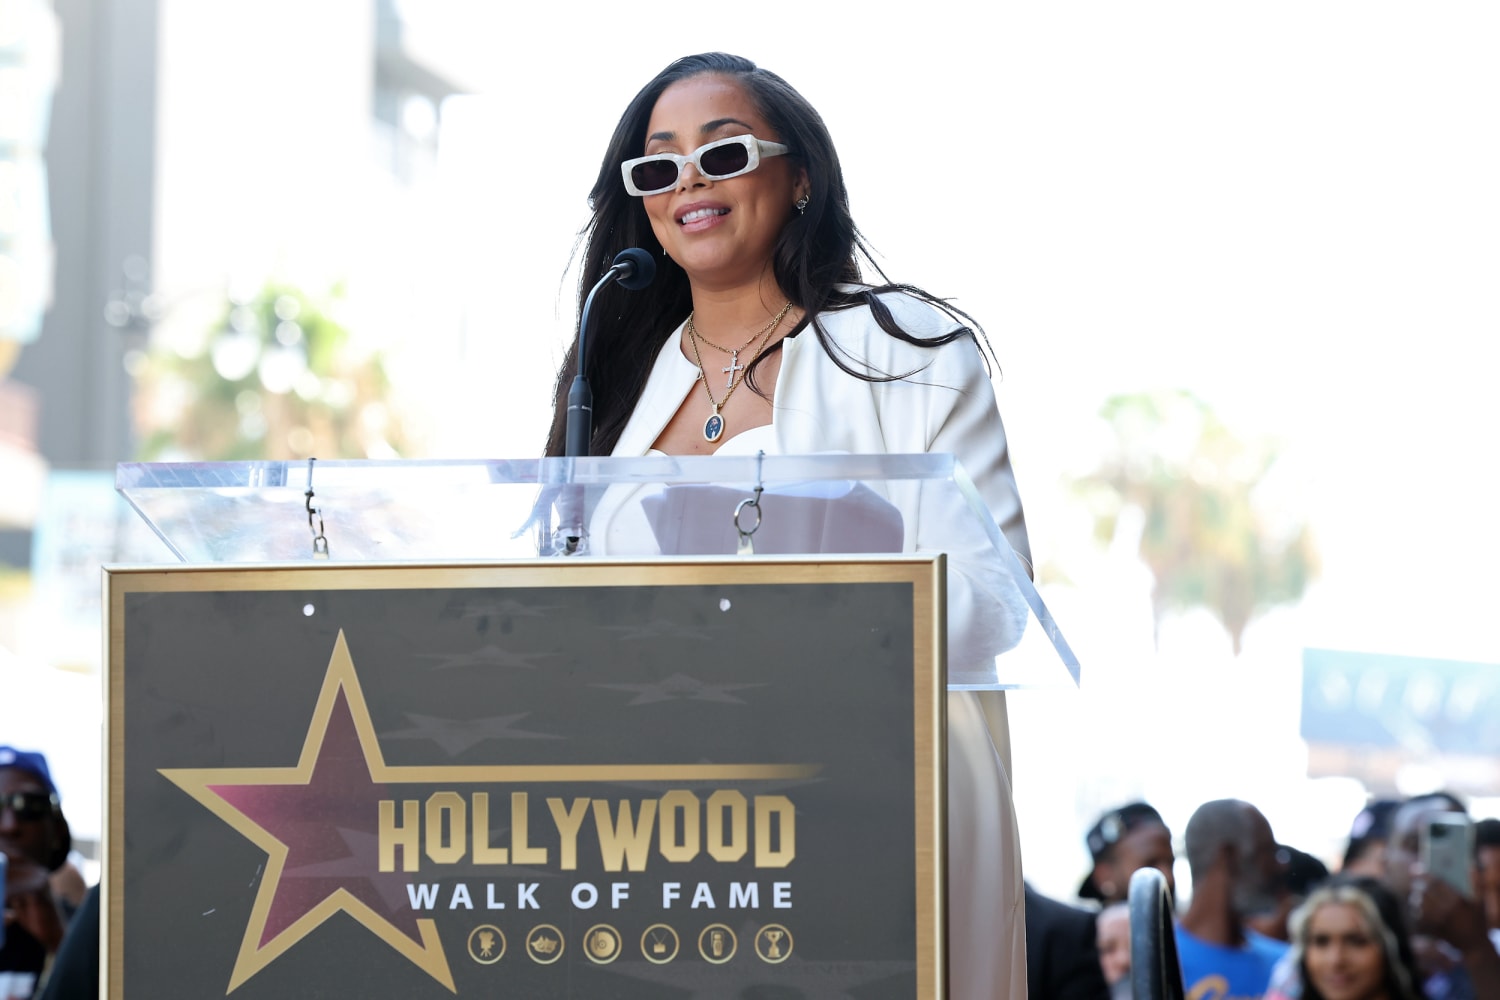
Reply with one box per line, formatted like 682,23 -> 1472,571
723,351 -> 744,389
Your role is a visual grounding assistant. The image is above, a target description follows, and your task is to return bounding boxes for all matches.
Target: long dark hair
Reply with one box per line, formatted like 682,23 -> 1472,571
544,52 -> 987,457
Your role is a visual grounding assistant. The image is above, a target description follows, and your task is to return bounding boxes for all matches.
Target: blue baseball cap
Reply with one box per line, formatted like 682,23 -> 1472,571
0,745 -> 59,799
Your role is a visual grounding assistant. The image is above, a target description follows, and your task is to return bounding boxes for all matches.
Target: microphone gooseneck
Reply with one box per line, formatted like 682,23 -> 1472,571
564,248 -> 658,459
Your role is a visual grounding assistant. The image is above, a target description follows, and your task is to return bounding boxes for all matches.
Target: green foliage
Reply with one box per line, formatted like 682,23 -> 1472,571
134,282 -> 411,461
1072,389 -> 1319,654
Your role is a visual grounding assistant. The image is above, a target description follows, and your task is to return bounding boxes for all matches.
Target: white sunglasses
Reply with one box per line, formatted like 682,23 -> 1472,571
621,134 -> 790,197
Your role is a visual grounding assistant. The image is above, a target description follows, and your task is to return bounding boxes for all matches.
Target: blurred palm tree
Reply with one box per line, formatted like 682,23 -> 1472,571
1071,390 -> 1319,655
133,282 -> 415,461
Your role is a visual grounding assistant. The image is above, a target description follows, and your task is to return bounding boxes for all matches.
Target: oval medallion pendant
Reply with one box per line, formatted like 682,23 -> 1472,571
703,412 -> 725,443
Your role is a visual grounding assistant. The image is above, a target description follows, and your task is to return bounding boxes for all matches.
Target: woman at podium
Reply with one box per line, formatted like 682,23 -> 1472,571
545,52 -> 1033,999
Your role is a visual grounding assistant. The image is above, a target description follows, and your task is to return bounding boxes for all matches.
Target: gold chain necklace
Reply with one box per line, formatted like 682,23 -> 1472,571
687,301 -> 793,390
686,303 -> 792,443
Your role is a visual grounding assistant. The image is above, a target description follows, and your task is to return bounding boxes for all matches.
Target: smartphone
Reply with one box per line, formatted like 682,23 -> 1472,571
1421,813 -> 1475,897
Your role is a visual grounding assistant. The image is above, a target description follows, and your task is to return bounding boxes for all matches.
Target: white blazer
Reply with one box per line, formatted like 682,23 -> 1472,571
596,289 -> 1031,1000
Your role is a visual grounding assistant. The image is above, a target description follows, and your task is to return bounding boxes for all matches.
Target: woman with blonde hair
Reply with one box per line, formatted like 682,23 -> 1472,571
1269,877 -> 1424,1000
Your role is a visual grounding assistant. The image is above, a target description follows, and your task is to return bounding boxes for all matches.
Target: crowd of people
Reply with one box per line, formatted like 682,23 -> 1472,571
1027,795 -> 1500,1000
10,756 -> 1500,1000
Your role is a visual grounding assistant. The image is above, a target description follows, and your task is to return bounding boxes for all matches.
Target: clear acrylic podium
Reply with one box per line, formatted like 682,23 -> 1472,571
109,453 -> 1073,999
115,453 -> 1077,689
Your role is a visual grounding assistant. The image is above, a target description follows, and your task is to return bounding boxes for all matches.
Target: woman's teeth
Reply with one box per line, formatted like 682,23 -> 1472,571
680,207 -> 728,224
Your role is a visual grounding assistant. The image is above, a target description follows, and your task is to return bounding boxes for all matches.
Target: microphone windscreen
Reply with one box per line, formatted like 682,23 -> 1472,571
612,247 -> 657,291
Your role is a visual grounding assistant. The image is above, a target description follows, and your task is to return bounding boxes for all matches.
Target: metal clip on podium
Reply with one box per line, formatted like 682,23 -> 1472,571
115,453 -> 1076,688
106,454 -> 1078,999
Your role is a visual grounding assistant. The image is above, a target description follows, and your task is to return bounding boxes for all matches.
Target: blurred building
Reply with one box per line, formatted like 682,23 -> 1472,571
1302,647 -> 1500,797
4,0 -> 469,624
0,0 -> 57,543
0,0 -> 469,854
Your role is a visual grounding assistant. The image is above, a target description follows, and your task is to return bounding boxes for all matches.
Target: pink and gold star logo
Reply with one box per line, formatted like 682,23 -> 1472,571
160,632 -> 455,992
159,630 -> 818,993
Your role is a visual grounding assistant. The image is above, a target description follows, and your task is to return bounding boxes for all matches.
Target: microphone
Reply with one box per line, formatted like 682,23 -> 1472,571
565,248 -> 658,458
611,247 -> 657,291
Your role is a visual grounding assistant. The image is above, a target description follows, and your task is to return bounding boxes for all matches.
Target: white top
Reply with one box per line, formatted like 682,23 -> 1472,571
592,290 -> 1031,999
597,291 -> 1027,556
593,291 -> 1032,678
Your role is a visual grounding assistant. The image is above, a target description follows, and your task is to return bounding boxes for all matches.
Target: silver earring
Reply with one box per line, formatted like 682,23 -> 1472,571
795,195 -> 809,215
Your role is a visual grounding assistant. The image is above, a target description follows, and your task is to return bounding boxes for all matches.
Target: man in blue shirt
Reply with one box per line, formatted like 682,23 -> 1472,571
1174,799 -> 1288,999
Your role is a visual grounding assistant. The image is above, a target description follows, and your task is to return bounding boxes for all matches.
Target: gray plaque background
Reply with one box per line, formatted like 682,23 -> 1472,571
111,564 -> 938,998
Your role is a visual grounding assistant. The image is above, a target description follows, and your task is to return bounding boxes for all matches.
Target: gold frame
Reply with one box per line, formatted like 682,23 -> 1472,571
104,556 -> 947,998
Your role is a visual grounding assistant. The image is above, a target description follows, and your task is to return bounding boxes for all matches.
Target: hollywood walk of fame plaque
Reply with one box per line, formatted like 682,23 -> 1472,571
105,558 -> 946,998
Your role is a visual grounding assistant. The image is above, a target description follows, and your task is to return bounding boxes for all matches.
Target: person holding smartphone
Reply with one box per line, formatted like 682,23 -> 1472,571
1474,818 -> 1500,954
1382,794 -> 1500,999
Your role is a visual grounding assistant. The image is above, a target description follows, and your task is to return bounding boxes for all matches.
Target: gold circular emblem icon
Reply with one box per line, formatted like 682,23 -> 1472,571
467,924 -> 506,965
754,923 -> 793,963
525,924 -> 565,964
584,924 -> 622,964
640,923 -> 680,964
697,923 -> 737,964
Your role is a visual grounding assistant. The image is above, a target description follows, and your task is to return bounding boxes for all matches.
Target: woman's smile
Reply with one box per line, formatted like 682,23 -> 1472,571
675,202 -> 731,232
